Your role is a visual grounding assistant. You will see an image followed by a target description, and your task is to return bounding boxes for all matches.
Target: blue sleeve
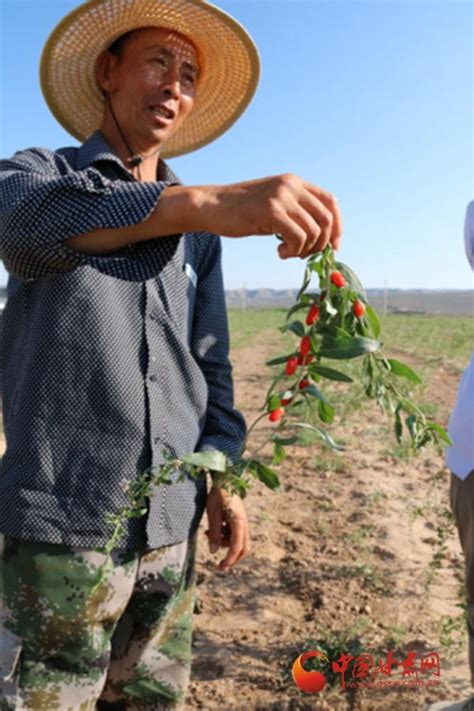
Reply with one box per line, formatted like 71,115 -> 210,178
191,235 -> 247,467
0,148 -> 171,282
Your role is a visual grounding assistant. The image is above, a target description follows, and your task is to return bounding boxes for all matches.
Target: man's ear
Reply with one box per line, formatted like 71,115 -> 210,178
95,50 -> 118,95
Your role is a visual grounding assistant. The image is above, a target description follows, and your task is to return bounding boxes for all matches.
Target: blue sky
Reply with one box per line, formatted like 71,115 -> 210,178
1,0 -> 472,291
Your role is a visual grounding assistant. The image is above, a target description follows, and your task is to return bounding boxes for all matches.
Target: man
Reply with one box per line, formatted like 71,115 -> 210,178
0,0 -> 342,708
443,200 -> 474,711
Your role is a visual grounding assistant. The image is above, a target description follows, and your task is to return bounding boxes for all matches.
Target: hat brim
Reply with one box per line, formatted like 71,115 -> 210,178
40,0 -> 260,158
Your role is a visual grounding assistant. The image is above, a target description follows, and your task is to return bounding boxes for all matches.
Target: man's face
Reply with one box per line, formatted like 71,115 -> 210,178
102,27 -> 199,149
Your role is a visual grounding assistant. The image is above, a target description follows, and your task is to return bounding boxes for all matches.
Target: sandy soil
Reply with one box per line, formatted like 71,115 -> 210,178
0,339 -> 471,711
185,339 -> 472,711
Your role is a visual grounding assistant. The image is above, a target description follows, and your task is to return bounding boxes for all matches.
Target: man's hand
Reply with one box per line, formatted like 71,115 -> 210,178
205,486 -> 250,572
180,173 -> 343,259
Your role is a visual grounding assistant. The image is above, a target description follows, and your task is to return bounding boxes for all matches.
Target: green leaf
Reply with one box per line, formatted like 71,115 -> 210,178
365,304 -> 381,339
181,451 -> 227,473
405,414 -> 418,439
301,383 -> 328,401
268,393 -> 282,411
334,261 -> 367,298
318,399 -> 335,424
425,421 -> 453,446
384,358 -> 423,384
260,373 -> 283,410
273,435 -> 299,446
308,259 -> 324,278
288,422 -> 344,451
285,300 -> 311,321
297,264 -> 312,301
265,354 -> 294,366
287,320 -> 306,337
272,442 -> 286,465
394,409 -> 403,443
248,460 -> 281,490
319,335 -> 381,360
308,364 -> 354,382
333,326 -> 353,339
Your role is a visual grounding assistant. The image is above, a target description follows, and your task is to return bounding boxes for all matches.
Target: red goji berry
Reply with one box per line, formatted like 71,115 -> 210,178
299,379 -> 310,390
298,353 -> 314,365
269,407 -> 285,422
352,299 -> 365,318
330,271 -> 346,288
306,304 -> 320,326
299,335 -> 311,357
285,356 -> 298,376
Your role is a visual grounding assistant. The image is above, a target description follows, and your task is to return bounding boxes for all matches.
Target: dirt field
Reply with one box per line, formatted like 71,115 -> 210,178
0,314 -> 472,711
185,329 -> 472,711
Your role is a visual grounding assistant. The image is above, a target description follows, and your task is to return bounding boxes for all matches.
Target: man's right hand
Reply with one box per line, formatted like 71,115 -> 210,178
184,174 -> 343,259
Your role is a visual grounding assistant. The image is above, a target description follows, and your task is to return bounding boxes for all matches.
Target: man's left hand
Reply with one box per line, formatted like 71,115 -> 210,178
205,486 -> 250,572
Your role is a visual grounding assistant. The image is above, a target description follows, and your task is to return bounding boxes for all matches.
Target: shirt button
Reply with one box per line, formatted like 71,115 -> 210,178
151,356 -> 156,363
149,374 -> 157,382
153,437 -> 160,444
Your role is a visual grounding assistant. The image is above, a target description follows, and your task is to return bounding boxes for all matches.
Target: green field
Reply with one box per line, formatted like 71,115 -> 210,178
227,308 -> 473,455
228,309 -> 473,371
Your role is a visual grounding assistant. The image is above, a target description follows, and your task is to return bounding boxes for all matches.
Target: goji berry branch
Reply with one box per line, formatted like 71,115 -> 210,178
91,245 -> 452,587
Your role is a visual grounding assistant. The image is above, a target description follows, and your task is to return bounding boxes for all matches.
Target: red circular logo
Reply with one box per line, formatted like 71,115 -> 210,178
292,650 -> 328,693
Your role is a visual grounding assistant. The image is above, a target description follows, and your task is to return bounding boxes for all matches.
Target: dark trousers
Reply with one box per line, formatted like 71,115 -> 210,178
450,470 -> 474,687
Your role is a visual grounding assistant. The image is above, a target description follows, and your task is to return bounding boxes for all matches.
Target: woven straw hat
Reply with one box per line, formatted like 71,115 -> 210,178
40,0 -> 260,158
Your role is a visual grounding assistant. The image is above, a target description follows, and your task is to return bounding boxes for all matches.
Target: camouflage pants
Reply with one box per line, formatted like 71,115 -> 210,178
0,531 -> 198,710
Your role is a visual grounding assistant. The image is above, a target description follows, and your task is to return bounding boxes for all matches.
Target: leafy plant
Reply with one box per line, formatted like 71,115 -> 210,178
93,246 -> 452,578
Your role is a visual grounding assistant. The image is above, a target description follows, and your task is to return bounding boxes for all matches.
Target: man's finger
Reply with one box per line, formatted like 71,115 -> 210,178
233,528 -> 251,564
288,202 -> 324,257
206,510 -> 223,553
275,195 -> 335,259
301,182 -> 343,247
218,518 -> 245,570
274,218 -> 307,259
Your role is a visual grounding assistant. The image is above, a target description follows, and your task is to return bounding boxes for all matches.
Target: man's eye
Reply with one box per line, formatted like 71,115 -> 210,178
184,74 -> 196,85
152,57 -> 166,66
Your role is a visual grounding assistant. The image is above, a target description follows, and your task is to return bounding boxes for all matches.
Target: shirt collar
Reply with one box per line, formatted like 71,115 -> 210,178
77,130 -> 182,184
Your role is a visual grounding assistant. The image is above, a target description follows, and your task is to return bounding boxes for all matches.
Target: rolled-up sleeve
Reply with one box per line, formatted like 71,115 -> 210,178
191,235 -> 247,467
0,148 -> 172,282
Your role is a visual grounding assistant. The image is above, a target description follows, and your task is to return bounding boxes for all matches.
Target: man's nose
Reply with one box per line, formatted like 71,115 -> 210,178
161,69 -> 181,99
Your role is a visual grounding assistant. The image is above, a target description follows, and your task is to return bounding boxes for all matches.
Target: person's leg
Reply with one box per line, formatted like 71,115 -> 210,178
0,533 -> 139,710
449,470 -> 474,688
98,532 -> 198,710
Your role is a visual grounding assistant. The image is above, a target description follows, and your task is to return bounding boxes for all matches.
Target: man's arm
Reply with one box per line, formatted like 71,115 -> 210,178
0,148 -> 175,281
65,174 -> 343,260
0,147 -> 343,282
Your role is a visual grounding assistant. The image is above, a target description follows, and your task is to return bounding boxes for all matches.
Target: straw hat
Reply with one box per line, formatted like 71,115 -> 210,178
40,0 -> 260,158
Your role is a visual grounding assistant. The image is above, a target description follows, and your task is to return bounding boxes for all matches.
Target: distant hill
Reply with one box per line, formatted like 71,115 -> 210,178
1,286 -> 472,316
225,288 -> 473,315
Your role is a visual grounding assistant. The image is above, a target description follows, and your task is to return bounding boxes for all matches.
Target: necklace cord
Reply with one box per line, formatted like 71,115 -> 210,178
105,93 -> 162,181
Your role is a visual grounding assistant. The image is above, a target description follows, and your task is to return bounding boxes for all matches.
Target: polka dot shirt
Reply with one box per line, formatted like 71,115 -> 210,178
0,130 -> 247,551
